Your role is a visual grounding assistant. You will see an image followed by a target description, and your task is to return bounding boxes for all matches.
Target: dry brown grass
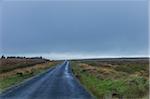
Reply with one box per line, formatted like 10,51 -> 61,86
0,58 -> 47,73
78,63 -> 124,80
78,59 -> 149,79
0,58 -> 46,66
0,62 -> 55,79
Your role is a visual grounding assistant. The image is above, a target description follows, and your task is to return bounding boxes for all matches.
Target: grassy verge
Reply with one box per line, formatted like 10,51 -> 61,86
71,61 -> 149,99
0,61 -> 58,92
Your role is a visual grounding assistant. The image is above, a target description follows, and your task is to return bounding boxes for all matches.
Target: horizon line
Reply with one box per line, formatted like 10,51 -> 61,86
0,53 -> 149,60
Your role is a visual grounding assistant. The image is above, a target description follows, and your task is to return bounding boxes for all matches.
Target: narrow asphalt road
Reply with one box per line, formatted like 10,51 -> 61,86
0,61 -> 93,99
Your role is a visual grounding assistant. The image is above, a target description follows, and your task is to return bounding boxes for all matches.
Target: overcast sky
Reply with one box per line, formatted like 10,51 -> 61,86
0,0 -> 149,59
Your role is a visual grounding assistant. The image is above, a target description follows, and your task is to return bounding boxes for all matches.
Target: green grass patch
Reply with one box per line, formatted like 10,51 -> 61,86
0,73 -> 34,91
71,62 -> 149,99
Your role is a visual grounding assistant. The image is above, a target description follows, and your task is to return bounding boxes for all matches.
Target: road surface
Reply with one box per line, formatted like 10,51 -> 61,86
0,61 -> 93,99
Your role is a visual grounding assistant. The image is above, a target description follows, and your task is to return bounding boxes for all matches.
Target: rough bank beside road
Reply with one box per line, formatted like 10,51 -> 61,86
71,59 -> 149,99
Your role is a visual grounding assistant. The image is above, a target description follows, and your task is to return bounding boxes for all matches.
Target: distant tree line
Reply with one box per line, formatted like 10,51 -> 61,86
1,55 -> 43,59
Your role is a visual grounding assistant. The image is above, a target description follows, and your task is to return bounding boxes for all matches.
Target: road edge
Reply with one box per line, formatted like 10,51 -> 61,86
0,66 -> 56,95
